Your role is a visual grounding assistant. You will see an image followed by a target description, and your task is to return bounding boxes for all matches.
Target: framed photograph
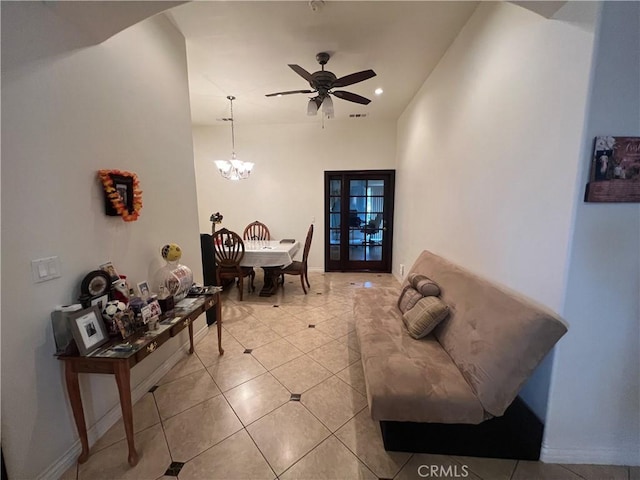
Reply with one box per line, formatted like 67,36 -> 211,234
137,281 -> 150,299
99,261 -> 120,282
585,136 -> 640,202
90,294 -> 110,311
114,310 -> 136,339
140,305 -> 152,325
148,299 -> 161,318
68,306 -> 109,356
104,174 -> 134,216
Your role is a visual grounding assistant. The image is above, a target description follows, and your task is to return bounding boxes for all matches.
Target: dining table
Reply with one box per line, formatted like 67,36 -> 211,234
240,240 -> 300,296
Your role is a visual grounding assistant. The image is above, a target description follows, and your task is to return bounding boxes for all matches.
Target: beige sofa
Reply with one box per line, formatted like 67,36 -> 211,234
354,250 -> 568,458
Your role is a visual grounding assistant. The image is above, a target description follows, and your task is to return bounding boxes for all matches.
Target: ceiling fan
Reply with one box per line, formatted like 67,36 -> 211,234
265,52 -> 376,117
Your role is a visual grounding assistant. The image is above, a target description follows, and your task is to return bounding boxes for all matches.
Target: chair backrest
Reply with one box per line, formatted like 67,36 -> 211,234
348,210 -> 362,227
302,224 -> 314,263
212,228 -> 245,267
243,221 -> 271,240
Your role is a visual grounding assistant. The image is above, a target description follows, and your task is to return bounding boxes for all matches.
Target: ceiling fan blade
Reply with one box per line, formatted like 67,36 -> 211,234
288,64 -> 314,82
332,90 -> 372,105
265,89 -> 315,97
333,69 -> 376,88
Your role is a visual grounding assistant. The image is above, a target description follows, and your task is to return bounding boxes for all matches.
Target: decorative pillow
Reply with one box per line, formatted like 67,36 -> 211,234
408,273 -> 441,297
402,296 -> 450,339
397,285 -> 424,313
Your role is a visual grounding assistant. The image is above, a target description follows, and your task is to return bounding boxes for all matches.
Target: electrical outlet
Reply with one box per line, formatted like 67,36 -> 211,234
312,216 -> 315,223
400,264 -> 405,276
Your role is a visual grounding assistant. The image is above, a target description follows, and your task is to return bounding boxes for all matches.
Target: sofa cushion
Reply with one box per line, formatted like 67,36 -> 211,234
402,296 -> 449,339
355,288 -> 486,424
397,285 -> 423,313
405,250 -> 568,417
408,273 -> 441,297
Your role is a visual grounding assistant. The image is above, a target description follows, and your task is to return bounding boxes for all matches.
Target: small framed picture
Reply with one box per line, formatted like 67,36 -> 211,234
137,281 -> 150,299
114,310 -> 136,339
90,294 -> 110,311
99,261 -> 120,282
140,305 -> 152,324
148,299 -> 161,318
68,306 -> 109,356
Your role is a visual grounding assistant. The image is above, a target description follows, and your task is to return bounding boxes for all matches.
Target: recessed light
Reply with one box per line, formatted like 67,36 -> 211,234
374,88 -> 383,95
277,94 -> 283,97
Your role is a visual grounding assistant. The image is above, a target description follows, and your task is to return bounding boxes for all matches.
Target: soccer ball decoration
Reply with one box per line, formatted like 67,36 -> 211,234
161,243 -> 182,263
102,300 -> 127,336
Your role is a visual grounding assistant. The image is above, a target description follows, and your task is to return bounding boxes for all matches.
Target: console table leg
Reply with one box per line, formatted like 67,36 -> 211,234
114,363 -> 138,467
64,362 -> 90,464
216,294 -> 224,355
188,321 -> 195,354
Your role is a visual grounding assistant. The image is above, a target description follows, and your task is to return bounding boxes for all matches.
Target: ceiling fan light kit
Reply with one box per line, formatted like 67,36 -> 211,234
266,52 -> 376,119
214,96 -> 254,181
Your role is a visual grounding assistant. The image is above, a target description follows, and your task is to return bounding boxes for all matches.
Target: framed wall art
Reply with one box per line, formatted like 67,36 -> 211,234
68,306 -> 109,356
585,136 -> 640,202
97,169 -> 143,222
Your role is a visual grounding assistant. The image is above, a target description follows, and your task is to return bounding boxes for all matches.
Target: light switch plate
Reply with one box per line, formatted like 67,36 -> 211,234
31,256 -> 61,283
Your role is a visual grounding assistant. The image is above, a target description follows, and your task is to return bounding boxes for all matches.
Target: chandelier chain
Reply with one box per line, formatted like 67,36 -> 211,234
214,95 -> 254,181
229,96 -> 236,155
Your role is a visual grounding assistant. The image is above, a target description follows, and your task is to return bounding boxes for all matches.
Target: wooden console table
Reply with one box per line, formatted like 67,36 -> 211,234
58,294 -> 223,467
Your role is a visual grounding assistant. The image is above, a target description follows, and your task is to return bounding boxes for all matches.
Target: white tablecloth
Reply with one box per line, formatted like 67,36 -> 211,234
240,240 -> 300,268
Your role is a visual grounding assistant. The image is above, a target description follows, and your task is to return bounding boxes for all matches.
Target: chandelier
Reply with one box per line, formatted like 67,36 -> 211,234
214,96 -> 254,181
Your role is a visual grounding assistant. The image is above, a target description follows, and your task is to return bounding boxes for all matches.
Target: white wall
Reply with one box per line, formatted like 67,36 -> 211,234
193,120 -> 396,270
394,1 -> 598,421
543,1 -> 640,466
1,5 -> 201,479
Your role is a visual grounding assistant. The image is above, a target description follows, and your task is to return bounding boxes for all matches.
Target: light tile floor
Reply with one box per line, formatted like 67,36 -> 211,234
61,272 -> 636,480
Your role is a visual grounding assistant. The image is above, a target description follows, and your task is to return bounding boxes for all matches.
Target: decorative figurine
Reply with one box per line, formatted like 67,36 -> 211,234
111,275 -> 130,304
210,212 -> 223,235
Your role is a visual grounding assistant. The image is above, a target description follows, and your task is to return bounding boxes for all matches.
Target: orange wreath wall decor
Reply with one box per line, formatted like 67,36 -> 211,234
98,169 -> 143,222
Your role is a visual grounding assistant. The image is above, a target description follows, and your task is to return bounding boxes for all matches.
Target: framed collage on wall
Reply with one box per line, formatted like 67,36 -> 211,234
585,136 -> 640,202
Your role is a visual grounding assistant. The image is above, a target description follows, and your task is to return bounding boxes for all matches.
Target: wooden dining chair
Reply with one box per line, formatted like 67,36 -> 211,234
212,228 -> 255,301
280,224 -> 313,294
243,221 -> 271,241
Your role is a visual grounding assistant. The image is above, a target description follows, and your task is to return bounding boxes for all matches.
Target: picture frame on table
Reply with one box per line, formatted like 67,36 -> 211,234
99,261 -> 120,282
137,281 -> 150,299
68,306 -> 109,356
148,299 -> 161,318
114,310 -> 137,339
140,305 -> 153,325
90,294 -> 110,311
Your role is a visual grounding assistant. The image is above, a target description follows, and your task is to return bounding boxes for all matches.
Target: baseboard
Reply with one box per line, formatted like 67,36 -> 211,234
37,324 -> 209,480
541,444 -> 640,466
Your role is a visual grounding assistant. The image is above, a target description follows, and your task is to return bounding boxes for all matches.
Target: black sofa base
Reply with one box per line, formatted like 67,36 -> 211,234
379,397 -> 543,460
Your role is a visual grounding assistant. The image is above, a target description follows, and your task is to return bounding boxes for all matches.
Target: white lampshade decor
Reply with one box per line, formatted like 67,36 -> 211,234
214,96 -> 254,181
321,95 -> 334,118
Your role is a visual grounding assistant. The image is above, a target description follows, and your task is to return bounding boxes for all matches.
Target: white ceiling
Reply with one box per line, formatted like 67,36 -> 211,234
166,1 -> 479,125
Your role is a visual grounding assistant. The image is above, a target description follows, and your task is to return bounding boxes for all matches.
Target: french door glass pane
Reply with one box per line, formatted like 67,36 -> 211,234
348,178 -> 385,262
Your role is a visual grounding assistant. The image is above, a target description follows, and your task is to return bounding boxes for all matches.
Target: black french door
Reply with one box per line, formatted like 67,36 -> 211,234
324,170 -> 395,272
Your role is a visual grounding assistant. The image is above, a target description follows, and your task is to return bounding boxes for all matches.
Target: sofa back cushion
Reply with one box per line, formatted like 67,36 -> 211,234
406,250 -> 568,417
